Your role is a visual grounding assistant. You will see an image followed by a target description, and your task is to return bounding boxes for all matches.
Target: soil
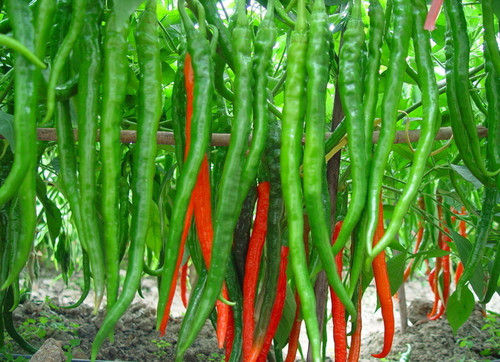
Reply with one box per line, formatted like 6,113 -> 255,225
1,270 -> 499,361
7,301 -> 222,361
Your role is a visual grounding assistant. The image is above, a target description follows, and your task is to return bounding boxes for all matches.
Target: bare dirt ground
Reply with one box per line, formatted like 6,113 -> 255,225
2,269 -> 499,361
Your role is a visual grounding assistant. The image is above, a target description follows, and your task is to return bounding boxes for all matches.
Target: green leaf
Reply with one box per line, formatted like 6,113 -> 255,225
387,253 -> 406,296
493,1 -> 500,19
0,110 -> 14,150
450,164 -> 482,189
146,201 -> 162,256
126,65 -> 139,96
274,284 -> 297,349
449,229 -> 472,264
36,176 -> 62,244
55,233 -> 71,284
413,248 -> 450,259
325,0 -> 347,6
450,229 -> 488,297
446,287 -> 474,333
162,62 -> 176,86
69,338 -> 80,347
158,9 -> 182,27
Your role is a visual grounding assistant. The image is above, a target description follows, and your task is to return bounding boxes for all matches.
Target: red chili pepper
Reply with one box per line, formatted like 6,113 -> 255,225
159,53 -> 196,335
159,203 -> 192,335
441,230 -> 451,305
454,262 -> 464,285
427,266 -> 441,319
191,151 -> 230,348
347,285 -> 362,362
329,221 -> 347,362
224,307 -> 235,362
161,53 -> 231,344
284,293 -> 301,362
285,219 -> 309,362
180,261 -> 189,308
424,0 -> 444,30
404,197 -> 426,281
458,208 -> 467,237
217,288 -> 230,349
454,206 -> 466,285
428,202 -> 445,320
193,157 -> 212,258
252,246 -> 289,362
371,199 -> 394,359
425,258 -> 431,275
427,253 -> 443,319
429,228 -> 450,321
403,221 -> 424,282
243,182 -> 271,361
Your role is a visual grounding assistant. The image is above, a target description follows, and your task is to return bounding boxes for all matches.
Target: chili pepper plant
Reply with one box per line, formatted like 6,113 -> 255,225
0,0 -> 497,361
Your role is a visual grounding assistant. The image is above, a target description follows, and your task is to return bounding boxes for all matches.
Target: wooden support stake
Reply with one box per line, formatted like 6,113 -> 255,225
1,126 -> 487,146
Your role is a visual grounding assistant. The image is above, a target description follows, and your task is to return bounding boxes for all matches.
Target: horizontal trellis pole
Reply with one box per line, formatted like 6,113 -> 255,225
0,125 -> 488,146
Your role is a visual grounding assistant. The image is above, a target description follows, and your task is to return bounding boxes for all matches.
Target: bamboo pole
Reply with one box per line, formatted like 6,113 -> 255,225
2,125 -> 487,146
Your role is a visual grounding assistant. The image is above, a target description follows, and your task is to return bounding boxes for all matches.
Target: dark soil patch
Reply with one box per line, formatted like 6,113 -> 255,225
2,299 -> 223,361
362,299 -> 500,361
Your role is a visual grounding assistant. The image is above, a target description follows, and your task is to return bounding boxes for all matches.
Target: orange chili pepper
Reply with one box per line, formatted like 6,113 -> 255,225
180,262 -> 189,308
330,221 -> 347,362
242,182 -> 271,361
347,284 -> 362,362
371,199 -> 394,359
284,292 -> 301,362
252,246 -> 289,362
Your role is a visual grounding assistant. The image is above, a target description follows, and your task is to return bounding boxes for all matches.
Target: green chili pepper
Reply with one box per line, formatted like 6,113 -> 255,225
363,0 -> 384,157
201,0 -> 234,70
443,29 -> 484,184
59,251 -> 90,309
280,0 -> 322,360
91,1 -> 162,359
233,187 -> 257,282
1,198 -> 18,300
172,59 -> 187,170
368,0 -> 441,261
457,187 -> 497,294
1,0 -> 38,290
238,0 -> 275,207
231,0 -> 276,284
99,0 -> 143,312
54,74 -> 78,101
54,101 -> 97,300
255,117 -> 283,335
481,0 -> 500,76
324,119 -> 346,155
481,20 -> 500,304
42,0 -> 87,125
345,0 -> 384,298
445,0 -> 498,180
331,0 -> 367,261
304,0 -> 356,319
34,0 -> 56,62
156,0 -> 213,335
225,260 -> 243,362
443,4 -> 491,186
76,0 -> 106,310
0,0 -> 38,208
174,0 -> 254,356
50,21 -> 93,305
3,287 -> 37,354
0,34 -> 45,69
482,6 -> 500,191
359,0 -> 411,260
482,242 -> 500,304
